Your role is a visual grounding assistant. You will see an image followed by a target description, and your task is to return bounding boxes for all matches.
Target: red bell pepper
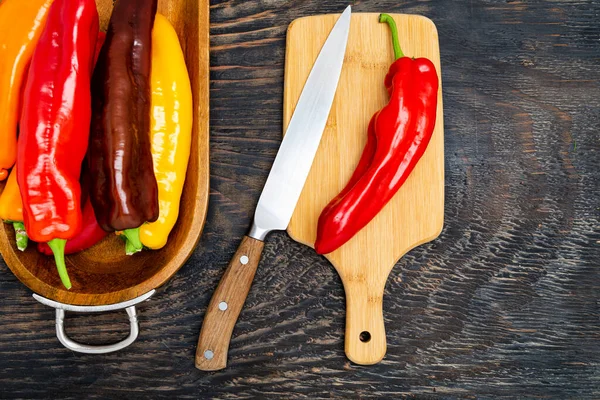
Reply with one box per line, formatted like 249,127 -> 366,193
17,0 -> 99,289
315,14 -> 439,255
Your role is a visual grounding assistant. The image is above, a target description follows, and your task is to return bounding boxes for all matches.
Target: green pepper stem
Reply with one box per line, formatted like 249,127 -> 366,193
48,239 -> 72,290
379,13 -> 404,60
123,228 -> 143,255
12,222 -> 28,251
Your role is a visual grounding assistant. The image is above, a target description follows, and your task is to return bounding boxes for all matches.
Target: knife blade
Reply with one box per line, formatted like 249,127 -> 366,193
196,6 -> 352,371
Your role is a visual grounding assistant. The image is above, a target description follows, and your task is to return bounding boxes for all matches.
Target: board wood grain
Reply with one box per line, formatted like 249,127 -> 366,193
285,13 -> 444,365
0,0 -> 210,306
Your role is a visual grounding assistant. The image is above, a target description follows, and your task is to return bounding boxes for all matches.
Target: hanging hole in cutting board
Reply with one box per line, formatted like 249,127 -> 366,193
359,331 -> 371,343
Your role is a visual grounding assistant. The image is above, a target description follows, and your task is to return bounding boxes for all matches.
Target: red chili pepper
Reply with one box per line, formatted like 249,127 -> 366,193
17,0 -> 99,289
315,14 -> 439,255
37,31 -> 107,258
37,199 -> 107,256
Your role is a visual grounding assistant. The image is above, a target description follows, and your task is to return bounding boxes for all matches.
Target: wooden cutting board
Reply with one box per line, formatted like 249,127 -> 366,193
284,13 -> 444,365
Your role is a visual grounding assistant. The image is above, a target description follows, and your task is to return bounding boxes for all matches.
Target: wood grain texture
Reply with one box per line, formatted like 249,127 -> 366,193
0,0 -> 210,305
196,236 -> 264,371
1,0 -> 599,398
285,13 -> 444,365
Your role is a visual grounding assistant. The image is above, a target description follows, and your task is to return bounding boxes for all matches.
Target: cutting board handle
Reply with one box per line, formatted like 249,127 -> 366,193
343,280 -> 386,365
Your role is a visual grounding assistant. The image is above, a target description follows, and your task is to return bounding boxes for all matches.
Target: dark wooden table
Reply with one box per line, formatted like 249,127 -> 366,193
1,0 -> 599,398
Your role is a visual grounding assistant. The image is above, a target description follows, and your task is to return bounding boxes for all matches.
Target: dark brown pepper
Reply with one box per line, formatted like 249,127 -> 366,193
88,0 -> 159,232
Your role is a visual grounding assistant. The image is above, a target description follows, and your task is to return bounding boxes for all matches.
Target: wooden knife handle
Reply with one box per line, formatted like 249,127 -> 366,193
195,235 -> 265,371
343,281 -> 387,365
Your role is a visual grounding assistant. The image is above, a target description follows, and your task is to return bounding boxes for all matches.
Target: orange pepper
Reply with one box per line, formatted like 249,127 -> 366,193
0,0 -> 54,181
0,168 -> 27,251
0,168 -> 23,222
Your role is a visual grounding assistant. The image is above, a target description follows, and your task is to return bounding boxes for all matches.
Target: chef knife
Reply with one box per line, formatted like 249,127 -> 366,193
195,6 -> 352,371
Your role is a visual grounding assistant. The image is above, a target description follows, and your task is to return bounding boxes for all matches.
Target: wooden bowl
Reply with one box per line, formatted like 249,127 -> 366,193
0,0 -> 209,306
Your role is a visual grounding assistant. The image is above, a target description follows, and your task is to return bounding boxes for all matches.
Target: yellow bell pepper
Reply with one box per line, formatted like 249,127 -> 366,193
0,168 -> 28,250
139,13 -> 193,250
0,0 -> 54,181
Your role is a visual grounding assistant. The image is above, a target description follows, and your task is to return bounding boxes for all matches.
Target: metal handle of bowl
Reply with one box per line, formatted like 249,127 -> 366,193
33,290 -> 155,354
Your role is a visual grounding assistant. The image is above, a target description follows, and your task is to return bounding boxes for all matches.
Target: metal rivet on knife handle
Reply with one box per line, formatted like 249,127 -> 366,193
204,350 -> 214,360
218,302 -> 228,311
240,255 -> 249,265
